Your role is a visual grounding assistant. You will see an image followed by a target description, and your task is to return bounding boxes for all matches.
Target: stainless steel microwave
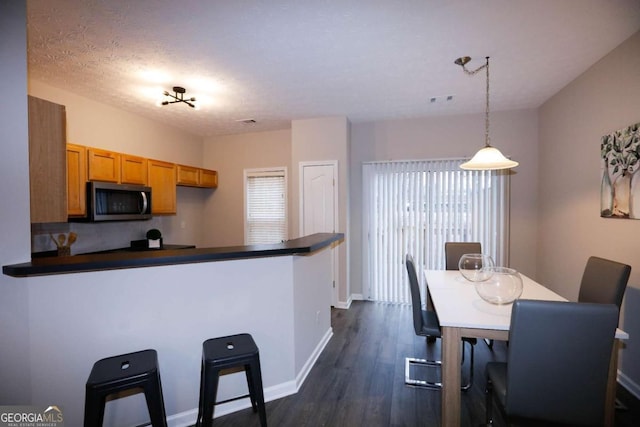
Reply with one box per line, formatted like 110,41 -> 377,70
85,181 -> 152,221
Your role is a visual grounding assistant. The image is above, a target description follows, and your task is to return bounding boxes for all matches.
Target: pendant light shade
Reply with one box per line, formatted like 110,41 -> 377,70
455,56 -> 518,171
460,146 -> 519,170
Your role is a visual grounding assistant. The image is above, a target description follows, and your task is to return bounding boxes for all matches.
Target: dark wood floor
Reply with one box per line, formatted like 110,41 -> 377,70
208,301 -> 640,426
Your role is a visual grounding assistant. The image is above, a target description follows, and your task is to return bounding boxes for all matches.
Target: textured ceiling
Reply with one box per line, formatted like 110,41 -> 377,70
26,0 -> 640,137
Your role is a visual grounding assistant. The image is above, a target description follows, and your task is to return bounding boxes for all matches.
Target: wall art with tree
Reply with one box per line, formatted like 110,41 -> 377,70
601,122 -> 640,218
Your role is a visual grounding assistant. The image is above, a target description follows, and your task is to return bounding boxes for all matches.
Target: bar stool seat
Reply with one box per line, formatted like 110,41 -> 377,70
84,349 -> 167,427
196,333 -> 267,427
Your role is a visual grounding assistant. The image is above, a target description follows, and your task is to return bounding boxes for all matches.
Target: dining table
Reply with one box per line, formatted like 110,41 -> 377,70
424,269 -> 629,427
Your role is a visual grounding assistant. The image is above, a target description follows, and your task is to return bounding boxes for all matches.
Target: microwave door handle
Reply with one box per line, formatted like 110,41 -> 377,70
140,191 -> 148,214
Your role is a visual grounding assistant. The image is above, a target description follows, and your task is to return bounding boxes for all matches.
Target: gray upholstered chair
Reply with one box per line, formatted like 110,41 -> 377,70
485,299 -> 619,426
444,242 -> 482,270
578,256 -> 631,311
405,254 -> 475,390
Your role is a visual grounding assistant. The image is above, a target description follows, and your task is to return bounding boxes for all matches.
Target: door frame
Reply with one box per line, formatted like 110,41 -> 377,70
299,160 -> 339,306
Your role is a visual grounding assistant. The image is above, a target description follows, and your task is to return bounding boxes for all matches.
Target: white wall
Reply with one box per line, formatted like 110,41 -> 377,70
202,129 -> 292,247
350,109 -> 539,299
0,0 -> 32,404
538,30 -> 640,394
291,117 -> 351,304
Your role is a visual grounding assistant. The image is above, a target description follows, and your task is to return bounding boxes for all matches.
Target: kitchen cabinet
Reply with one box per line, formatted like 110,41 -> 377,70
177,164 -> 218,188
66,143 -> 87,217
88,148 -> 120,183
176,164 -> 199,186
28,96 -> 67,223
199,169 -> 218,188
148,159 -> 176,214
121,154 -> 148,185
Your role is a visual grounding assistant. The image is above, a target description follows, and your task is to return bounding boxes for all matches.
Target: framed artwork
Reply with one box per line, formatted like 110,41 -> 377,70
600,122 -> 640,218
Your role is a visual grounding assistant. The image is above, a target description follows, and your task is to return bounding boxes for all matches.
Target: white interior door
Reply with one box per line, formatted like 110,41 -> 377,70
301,162 -> 338,306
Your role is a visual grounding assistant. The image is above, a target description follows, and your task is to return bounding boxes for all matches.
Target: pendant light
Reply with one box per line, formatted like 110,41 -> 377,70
455,56 -> 518,170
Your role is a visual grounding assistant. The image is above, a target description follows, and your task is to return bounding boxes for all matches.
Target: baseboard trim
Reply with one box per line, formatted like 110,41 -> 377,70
295,327 -> 334,389
166,328 -> 334,427
334,293 -> 364,309
618,369 -> 640,400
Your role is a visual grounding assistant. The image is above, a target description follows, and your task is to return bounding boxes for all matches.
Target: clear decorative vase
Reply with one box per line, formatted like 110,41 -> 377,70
474,267 -> 523,305
458,253 -> 495,282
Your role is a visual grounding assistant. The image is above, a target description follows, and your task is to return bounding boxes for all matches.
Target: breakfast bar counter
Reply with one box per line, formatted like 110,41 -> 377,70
1,233 -> 344,426
3,232 -> 344,277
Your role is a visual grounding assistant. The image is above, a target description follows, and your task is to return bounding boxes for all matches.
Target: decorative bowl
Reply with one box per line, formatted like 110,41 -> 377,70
458,253 -> 495,282
474,267 -> 523,305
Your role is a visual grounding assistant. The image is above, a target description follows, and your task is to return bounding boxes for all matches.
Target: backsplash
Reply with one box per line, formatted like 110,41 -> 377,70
30,187 -> 210,255
31,217 -> 167,255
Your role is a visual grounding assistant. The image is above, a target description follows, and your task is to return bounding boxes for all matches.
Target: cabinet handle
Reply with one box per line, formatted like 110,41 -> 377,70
140,191 -> 148,214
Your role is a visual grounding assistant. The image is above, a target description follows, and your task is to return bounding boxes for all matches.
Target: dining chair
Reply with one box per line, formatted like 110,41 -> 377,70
485,299 -> 619,426
578,256 -> 631,312
405,254 -> 475,390
444,242 -> 481,270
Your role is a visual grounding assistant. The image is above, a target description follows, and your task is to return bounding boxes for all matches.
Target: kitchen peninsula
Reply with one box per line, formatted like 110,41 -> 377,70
3,233 -> 343,427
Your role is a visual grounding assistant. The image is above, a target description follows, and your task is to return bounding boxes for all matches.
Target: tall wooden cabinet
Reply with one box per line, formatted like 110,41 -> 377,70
148,159 -> 177,214
28,96 -> 67,223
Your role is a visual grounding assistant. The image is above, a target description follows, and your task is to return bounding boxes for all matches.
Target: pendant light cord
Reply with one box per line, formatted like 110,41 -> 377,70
458,57 -> 491,147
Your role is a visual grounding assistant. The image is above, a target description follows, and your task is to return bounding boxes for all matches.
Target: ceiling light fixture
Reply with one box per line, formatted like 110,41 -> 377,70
455,56 -> 518,170
160,86 -> 197,108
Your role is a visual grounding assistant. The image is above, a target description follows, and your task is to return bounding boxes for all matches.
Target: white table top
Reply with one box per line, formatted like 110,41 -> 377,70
424,269 -> 629,339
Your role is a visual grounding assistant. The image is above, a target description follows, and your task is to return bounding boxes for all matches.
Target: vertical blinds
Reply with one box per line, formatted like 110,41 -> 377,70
363,158 -> 510,304
245,170 -> 287,244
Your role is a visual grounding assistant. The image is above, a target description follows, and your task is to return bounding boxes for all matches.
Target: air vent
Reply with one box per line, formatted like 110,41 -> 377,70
236,118 -> 257,124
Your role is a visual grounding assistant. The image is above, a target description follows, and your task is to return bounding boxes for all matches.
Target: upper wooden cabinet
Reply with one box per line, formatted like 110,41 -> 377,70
177,164 -> 218,188
148,159 -> 177,214
66,143 -> 87,217
199,169 -> 218,188
65,143 -> 216,217
121,154 -> 148,185
87,148 -> 120,183
28,96 -> 67,223
176,164 -> 199,186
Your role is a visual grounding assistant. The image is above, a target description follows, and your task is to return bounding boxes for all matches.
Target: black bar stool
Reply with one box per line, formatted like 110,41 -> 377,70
196,333 -> 267,427
84,349 -> 168,427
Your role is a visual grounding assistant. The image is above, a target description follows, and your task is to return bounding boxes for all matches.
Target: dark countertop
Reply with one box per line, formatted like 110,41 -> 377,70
3,233 -> 344,278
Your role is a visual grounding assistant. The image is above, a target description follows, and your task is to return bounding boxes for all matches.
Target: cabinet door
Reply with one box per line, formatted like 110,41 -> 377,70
121,154 -> 148,185
148,159 -> 176,214
66,144 -> 87,217
199,169 -> 218,188
28,96 -> 67,223
176,164 -> 199,186
88,148 -> 120,183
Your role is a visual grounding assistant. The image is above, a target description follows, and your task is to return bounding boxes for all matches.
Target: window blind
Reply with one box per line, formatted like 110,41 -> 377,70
245,169 -> 287,244
363,158 -> 510,304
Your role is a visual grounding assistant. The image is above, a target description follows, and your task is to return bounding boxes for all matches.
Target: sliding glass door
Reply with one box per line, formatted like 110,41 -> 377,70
363,158 -> 510,303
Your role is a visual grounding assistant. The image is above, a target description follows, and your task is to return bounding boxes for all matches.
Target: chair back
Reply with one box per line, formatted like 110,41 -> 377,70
578,256 -> 631,310
505,299 -> 618,425
405,254 -> 424,335
444,242 -> 481,270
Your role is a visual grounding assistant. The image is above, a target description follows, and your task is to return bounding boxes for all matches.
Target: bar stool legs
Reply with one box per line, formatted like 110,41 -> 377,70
196,333 -> 267,427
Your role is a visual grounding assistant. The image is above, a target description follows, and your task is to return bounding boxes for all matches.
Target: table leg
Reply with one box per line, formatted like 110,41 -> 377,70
604,340 -> 620,427
441,326 -> 462,427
